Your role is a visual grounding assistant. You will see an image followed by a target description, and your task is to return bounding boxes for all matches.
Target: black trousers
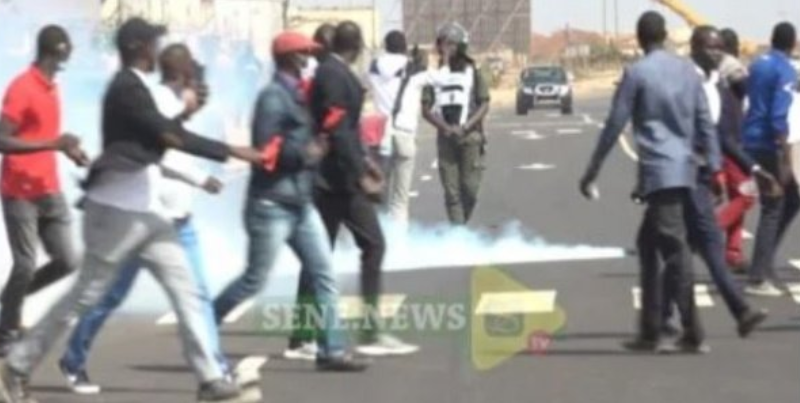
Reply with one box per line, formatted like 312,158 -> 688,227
290,190 -> 386,346
748,150 -> 800,284
637,188 -> 703,343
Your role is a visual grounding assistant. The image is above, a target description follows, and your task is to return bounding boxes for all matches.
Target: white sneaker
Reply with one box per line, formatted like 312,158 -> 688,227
356,334 -> 419,357
59,362 -> 101,395
744,282 -> 784,298
282,342 -> 318,361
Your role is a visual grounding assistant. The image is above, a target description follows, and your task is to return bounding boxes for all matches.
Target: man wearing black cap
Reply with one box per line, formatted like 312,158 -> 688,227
0,18 -> 264,403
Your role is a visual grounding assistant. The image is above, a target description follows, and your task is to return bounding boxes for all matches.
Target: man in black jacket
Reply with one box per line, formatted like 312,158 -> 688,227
0,18 -> 263,403
304,21 -> 418,357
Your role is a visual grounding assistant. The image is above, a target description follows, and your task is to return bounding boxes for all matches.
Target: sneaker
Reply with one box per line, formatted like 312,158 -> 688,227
737,309 -> 769,339
58,361 -> 100,395
282,342 -> 318,362
0,362 -> 36,403
744,282 -> 784,297
675,338 -> 711,355
197,379 -> 253,403
621,338 -> 676,355
356,334 -> 419,357
316,354 -> 369,372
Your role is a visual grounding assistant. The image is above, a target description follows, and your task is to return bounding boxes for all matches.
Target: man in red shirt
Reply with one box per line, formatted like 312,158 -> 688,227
0,25 -> 88,355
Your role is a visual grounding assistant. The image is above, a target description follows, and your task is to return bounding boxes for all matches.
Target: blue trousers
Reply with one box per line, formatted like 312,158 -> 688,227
60,218 -> 227,373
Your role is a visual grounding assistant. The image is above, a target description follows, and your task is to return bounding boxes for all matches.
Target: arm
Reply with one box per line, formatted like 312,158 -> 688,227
718,88 -> 756,172
421,86 -> 452,134
770,66 -> 795,145
583,68 -> 638,179
315,68 -> 367,180
252,90 -> 308,173
115,81 -> 233,163
0,119 -> 64,154
160,151 -> 209,187
463,69 -> 490,133
695,81 -> 722,173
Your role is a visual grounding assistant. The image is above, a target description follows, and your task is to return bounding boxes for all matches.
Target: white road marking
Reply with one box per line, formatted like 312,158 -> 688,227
518,163 -> 556,171
789,260 -> 800,271
618,134 -> 639,162
338,294 -> 407,320
421,175 -> 433,182
409,191 -> 420,198
546,112 -> 561,118
431,159 -> 438,169
511,130 -> 543,140
582,114 -> 594,124
556,128 -> 583,135
224,300 -> 256,324
632,285 -> 714,310
156,312 -> 178,326
787,283 -> 800,304
743,230 -> 754,240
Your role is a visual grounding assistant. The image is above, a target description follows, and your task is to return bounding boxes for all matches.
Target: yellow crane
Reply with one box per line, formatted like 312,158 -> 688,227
652,0 -> 759,55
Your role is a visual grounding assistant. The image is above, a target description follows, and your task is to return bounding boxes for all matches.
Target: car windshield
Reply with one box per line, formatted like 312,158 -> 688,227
522,67 -> 566,83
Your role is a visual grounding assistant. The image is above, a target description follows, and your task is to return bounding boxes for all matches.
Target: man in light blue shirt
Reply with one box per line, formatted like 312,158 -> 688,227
580,11 -> 720,354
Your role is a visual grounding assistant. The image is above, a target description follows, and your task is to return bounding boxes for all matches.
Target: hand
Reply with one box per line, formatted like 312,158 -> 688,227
56,133 -> 81,152
451,126 -> 466,138
365,157 -> 385,182
229,145 -> 264,165
193,82 -> 210,108
579,173 -> 600,200
201,177 -> 223,194
711,171 -> 726,199
359,175 -> 384,201
305,139 -> 327,165
754,169 -> 784,198
65,146 -> 90,167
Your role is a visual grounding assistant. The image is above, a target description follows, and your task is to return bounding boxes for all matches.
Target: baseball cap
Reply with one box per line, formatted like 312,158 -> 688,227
116,17 -> 167,53
273,31 -> 321,56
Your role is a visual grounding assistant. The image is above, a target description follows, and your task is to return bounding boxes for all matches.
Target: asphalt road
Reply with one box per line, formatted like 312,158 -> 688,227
27,93 -> 800,403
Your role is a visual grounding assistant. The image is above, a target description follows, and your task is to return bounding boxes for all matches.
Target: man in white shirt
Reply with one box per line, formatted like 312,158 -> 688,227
56,43 -> 231,395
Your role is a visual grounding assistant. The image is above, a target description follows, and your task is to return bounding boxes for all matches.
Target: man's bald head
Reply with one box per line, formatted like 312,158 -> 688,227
333,21 -> 364,62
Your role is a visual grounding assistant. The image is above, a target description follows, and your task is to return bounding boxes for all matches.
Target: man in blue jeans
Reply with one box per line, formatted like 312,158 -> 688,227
57,44 -> 231,395
212,31 -> 367,372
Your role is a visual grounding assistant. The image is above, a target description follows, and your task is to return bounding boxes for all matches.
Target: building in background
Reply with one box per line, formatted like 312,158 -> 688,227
287,6 -> 380,53
403,0 -> 530,56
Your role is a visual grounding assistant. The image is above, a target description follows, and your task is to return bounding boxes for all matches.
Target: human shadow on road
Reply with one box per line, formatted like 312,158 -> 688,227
129,364 -> 192,374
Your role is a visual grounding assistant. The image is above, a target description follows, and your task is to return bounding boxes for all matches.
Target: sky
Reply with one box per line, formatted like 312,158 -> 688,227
294,0 -> 800,42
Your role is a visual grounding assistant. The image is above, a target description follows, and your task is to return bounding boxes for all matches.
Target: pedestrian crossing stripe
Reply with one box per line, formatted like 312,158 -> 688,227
158,299 -> 256,326
338,294 -> 407,320
787,284 -> 800,304
474,291 -> 557,315
789,260 -> 800,271
632,285 -> 715,310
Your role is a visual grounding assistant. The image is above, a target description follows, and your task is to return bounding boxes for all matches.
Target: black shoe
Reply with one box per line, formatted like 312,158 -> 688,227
621,338 -> 676,355
197,379 -> 245,403
0,363 -> 36,403
675,338 -> 711,355
729,261 -> 749,275
316,354 -> 370,372
737,309 -> 769,339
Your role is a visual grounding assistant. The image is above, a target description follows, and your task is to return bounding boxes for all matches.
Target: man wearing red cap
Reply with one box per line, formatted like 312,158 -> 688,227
213,31 -> 368,372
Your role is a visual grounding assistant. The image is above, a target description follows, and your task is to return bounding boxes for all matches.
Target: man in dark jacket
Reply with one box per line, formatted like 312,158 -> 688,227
0,18 -> 263,403
305,21 -> 418,357
213,31 -> 366,372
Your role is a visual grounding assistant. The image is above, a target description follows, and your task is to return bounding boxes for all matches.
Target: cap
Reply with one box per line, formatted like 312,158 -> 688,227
116,17 -> 167,53
273,31 -> 321,56
437,22 -> 469,45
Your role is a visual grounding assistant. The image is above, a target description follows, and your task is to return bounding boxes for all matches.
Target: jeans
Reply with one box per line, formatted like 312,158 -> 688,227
214,199 -> 346,357
748,150 -> 800,284
1,194 -> 79,335
7,201 -> 226,383
664,175 -> 750,323
60,218 -> 226,374
637,188 -> 703,343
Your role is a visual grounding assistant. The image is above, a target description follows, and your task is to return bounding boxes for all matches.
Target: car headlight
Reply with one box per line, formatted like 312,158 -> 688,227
522,87 -> 534,95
